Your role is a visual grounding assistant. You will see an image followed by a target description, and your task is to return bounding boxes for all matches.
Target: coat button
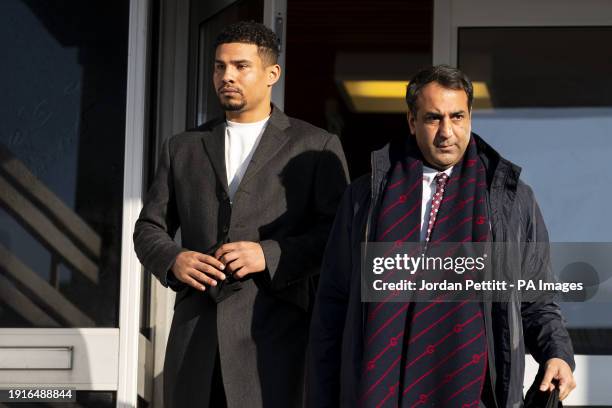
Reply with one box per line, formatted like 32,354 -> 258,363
222,225 -> 229,233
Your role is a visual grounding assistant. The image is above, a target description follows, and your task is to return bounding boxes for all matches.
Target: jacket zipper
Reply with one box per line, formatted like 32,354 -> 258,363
484,189 -> 501,408
361,154 -> 376,337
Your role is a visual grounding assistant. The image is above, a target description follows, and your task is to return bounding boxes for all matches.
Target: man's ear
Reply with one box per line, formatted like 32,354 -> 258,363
407,111 -> 416,134
267,64 -> 281,86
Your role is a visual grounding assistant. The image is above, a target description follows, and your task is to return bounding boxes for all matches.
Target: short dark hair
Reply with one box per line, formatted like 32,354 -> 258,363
214,21 -> 280,65
405,65 -> 473,116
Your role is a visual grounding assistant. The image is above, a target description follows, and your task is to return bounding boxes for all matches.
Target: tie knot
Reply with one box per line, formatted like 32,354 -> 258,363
435,172 -> 449,187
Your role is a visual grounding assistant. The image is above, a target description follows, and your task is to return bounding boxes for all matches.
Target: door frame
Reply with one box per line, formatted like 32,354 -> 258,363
433,0 -> 612,405
264,0 -> 287,110
118,0 -> 151,406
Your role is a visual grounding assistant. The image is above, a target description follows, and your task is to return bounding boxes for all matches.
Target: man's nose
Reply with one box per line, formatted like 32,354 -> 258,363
221,66 -> 235,83
438,117 -> 453,138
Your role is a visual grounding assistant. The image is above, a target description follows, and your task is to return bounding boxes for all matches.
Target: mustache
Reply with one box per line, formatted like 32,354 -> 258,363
218,85 -> 242,94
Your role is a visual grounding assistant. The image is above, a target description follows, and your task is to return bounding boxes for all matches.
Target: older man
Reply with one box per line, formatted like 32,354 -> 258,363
308,65 -> 575,407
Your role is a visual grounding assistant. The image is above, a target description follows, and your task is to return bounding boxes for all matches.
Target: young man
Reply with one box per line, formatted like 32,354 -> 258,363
134,21 -> 348,408
308,65 -> 575,407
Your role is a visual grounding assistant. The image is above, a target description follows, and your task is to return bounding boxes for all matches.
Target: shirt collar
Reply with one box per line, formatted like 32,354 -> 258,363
422,165 -> 453,183
226,115 -> 270,128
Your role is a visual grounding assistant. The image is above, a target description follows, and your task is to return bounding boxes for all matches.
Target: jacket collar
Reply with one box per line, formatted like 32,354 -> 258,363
199,104 -> 291,196
370,132 -> 522,195
238,104 -> 290,188
473,133 -> 521,193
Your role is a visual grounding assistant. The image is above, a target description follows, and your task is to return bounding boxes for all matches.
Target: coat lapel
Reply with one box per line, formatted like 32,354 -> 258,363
201,121 -> 230,195
199,105 -> 291,196
237,106 -> 291,188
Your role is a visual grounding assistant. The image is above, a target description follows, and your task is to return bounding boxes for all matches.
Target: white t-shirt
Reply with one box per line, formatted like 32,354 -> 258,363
420,165 -> 453,241
224,116 -> 270,200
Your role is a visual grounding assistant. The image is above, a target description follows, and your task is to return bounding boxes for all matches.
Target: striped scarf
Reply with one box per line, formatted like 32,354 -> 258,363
361,135 -> 489,407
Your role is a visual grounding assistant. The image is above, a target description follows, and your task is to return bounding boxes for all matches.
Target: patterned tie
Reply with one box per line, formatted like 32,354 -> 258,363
426,173 -> 449,242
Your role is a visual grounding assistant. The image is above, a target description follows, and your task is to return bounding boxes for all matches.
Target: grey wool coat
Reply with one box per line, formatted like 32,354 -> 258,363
133,105 -> 349,408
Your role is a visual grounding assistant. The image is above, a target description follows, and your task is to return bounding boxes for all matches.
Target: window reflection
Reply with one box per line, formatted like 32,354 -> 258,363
459,26 -> 612,353
0,0 -> 128,328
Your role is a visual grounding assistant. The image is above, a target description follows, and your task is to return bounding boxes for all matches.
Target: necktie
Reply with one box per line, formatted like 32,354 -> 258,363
426,173 -> 449,242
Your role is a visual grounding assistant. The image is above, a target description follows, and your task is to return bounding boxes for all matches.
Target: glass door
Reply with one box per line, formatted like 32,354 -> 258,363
0,0 -> 149,406
433,1 -> 612,405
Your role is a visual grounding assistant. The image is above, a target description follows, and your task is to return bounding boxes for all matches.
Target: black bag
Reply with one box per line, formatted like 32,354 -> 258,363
524,386 -> 560,408
524,370 -> 562,408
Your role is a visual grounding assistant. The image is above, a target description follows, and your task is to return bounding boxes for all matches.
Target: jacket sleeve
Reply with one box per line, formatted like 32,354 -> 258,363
133,136 -> 185,290
307,184 -> 355,408
519,184 -> 575,370
259,134 -> 349,290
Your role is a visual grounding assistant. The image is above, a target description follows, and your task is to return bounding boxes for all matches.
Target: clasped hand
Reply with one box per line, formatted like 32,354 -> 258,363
171,241 -> 266,291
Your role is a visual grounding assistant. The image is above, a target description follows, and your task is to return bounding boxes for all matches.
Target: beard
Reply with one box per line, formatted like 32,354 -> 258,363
220,99 -> 246,111
217,92 -> 246,112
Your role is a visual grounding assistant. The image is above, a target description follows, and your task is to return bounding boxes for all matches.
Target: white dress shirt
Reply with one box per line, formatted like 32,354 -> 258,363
420,165 -> 453,241
224,116 -> 270,201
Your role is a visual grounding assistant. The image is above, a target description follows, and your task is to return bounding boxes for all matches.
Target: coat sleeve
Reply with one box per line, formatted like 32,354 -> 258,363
133,136 -> 185,290
307,184 -> 355,408
519,184 -> 575,370
259,133 -> 349,289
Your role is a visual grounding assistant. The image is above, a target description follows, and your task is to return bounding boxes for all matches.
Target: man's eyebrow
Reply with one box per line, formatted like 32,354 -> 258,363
214,59 -> 252,64
422,110 -> 467,117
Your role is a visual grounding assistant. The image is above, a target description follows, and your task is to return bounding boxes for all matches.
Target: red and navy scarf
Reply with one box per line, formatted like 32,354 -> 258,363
361,135 -> 489,407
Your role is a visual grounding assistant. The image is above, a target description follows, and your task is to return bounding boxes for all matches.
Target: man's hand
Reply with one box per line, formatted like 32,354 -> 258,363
171,251 -> 226,291
214,241 -> 266,279
539,358 -> 576,400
